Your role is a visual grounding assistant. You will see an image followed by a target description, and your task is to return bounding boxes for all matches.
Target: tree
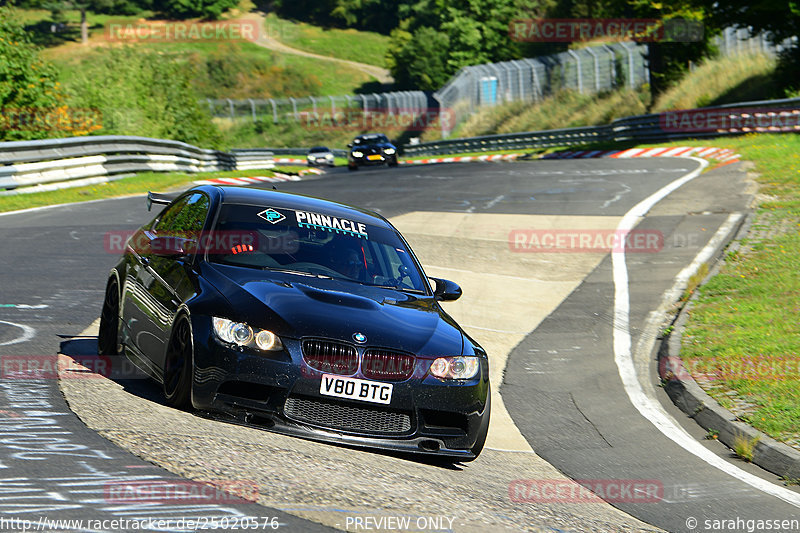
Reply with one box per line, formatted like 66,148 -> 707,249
597,0 -> 713,98
386,24 -> 450,90
0,5 -> 77,140
20,0 -> 151,44
693,0 -> 800,93
152,0 -> 238,20
387,0 -> 523,90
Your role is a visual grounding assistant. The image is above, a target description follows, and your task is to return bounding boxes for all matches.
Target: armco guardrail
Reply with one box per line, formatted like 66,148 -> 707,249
402,97 -> 800,157
0,136 -> 275,192
255,147 -> 348,158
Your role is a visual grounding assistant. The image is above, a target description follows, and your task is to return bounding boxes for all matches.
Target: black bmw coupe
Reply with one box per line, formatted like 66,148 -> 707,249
99,185 -> 490,460
347,133 -> 398,170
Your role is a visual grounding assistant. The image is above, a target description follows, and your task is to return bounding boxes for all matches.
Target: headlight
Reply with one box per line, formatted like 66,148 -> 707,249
383,148 -> 396,155
429,356 -> 480,379
352,151 -> 364,158
306,154 -> 314,159
212,317 -> 283,352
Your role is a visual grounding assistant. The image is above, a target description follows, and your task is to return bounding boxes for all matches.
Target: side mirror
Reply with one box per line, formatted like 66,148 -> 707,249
150,236 -> 194,258
430,277 -> 462,301
347,143 -> 352,148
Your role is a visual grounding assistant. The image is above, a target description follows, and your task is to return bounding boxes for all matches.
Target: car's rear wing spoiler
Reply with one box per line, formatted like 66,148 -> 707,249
146,191 -> 179,211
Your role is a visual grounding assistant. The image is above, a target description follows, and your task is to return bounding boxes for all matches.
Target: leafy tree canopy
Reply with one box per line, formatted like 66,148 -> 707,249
0,5 -> 80,140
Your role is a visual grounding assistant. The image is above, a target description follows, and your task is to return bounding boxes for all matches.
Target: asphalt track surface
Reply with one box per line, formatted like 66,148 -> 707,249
0,158 -> 798,532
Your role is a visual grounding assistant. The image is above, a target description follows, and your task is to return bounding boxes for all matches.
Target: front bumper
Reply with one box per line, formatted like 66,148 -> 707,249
191,318 -> 490,458
307,157 -> 334,167
349,154 -> 397,166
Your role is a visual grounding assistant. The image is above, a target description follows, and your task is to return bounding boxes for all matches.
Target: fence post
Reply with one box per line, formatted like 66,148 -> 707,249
567,49 -> 583,93
226,99 -> 235,120
622,43 -> 636,89
269,99 -> 277,123
585,47 -> 600,92
247,99 -> 256,122
329,95 -> 336,119
310,96 -> 317,117
433,93 -> 447,139
289,97 -> 298,121
602,45 -> 617,88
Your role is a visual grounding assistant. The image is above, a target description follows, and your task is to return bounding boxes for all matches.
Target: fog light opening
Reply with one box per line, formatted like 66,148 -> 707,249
418,439 -> 440,452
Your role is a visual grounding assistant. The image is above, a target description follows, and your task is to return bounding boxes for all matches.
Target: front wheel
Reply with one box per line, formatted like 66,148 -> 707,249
163,316 -> 193,409
98,279 -> 120,356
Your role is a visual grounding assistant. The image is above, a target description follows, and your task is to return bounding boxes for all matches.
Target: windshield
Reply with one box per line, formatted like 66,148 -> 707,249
309,147 -> 329,153
354,135 -> 389,145
209,203 -> 428,293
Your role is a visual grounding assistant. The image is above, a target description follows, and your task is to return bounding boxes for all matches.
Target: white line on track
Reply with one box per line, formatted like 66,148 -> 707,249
612,156 -> 800,507
0,319 -> 36,346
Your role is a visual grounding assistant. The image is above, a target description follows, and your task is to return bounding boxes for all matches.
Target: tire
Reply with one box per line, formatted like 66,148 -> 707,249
388,159 -> 398,167
163,316 -> 193,409
98,279 -> 120,356
348,164 -> 358,171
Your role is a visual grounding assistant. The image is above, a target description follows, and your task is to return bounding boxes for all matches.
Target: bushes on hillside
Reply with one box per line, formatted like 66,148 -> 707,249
66,47 -> 222,147
0,6 -> 91,141
187,45 -> 322,99
152,0 -> 238,20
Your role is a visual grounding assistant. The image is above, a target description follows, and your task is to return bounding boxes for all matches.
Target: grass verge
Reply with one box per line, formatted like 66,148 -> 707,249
263,13 -> 389,68
660,133 -> 800,449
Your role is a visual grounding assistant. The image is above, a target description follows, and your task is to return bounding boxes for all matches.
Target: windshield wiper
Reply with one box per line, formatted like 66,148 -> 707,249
354,280 -> 425,294
263,267 -> 333,279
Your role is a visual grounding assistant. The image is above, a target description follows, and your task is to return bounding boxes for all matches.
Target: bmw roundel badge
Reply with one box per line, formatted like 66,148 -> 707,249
353,332 -> 367,344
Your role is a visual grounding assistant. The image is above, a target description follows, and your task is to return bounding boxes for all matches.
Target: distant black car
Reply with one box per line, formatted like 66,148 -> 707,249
347,133 -> 398,170
306,146 -> 335,167
99,185 -> 490,460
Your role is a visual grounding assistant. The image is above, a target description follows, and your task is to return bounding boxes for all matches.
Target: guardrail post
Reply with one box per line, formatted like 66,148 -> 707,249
289,97 -> 298,121
226,99 -> 235,120
310,96 -> 317,117
329,95 -> 336,119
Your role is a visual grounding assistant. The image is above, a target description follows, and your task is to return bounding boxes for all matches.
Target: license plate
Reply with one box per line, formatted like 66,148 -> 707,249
319,374 -> 393,405
367,155 -> 382,161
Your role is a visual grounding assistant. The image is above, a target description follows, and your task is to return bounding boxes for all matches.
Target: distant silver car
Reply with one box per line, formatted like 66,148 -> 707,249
307,146 -> 336,167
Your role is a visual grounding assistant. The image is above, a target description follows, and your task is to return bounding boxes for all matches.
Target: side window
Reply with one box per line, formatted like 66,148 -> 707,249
153,193 -> 210,235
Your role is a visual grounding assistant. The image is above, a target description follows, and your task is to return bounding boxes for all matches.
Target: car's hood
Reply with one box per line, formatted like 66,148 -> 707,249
203,264 -> 464,356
